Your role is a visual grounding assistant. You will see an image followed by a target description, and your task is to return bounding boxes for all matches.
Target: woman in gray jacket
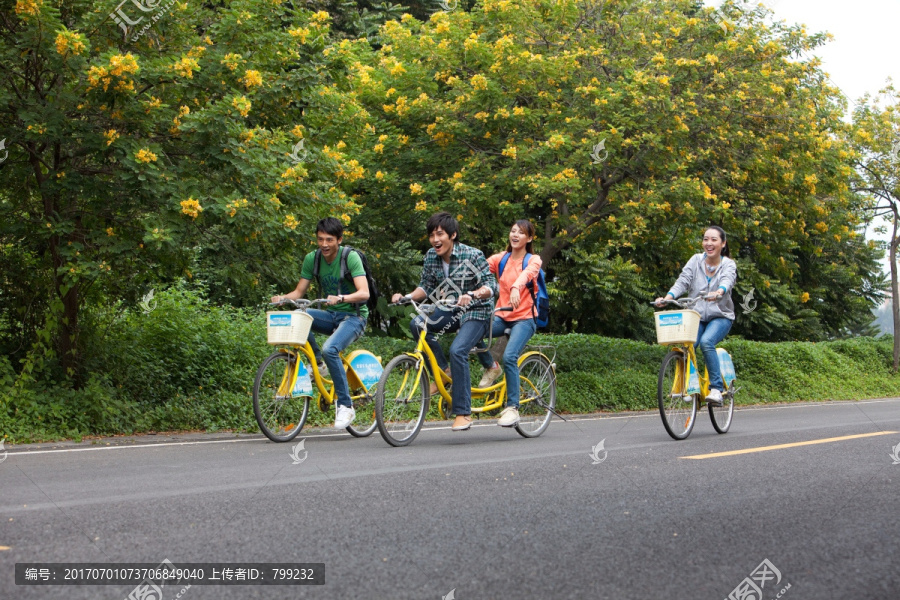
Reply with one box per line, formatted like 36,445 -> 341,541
654,226 -> 737,405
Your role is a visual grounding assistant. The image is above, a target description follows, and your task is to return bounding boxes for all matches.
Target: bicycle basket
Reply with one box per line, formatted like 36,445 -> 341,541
267,311 -> 314,346
654,310 -> 701,345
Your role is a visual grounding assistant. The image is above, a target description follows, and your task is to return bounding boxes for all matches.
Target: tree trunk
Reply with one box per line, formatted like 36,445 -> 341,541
891,212 -> 900,372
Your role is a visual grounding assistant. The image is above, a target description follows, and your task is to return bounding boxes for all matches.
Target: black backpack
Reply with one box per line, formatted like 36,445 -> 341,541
312,246 -> 379,315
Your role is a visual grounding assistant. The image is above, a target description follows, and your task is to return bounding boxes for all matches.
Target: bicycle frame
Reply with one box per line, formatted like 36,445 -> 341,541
667,343 -> 710,400
274,342 -> 373,406
401,327 -> 551,415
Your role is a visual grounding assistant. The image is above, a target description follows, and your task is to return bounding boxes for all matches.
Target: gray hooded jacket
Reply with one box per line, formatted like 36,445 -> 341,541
667,253 -> 737,322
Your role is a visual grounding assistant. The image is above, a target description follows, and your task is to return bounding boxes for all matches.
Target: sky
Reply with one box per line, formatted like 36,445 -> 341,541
706,0 -> 900,279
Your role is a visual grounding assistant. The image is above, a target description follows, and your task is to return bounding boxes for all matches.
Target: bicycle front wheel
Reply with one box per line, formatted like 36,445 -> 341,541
658,350 -> 697,440
375,355 -> 430,447
709,380 -> 735,434
253,351 -> 310,442
515,353 -> 557,438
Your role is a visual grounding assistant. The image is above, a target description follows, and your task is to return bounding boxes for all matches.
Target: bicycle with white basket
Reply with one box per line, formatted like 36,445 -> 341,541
252,298 -> 383,441
651,296 -> 739,440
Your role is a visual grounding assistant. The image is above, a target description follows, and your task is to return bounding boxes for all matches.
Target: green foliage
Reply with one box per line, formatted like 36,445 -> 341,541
327,0 -> 883,340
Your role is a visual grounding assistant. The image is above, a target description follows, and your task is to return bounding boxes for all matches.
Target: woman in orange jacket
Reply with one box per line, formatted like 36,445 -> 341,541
478,219 -> 543,427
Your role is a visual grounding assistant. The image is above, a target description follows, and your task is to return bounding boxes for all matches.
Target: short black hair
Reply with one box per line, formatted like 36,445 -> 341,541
426,212 -> 459,242
316,217 -> 344,239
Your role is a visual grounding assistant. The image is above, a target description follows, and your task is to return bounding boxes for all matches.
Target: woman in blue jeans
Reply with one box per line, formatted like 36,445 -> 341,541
479,219 -> 544,427
655,226 -> 737,405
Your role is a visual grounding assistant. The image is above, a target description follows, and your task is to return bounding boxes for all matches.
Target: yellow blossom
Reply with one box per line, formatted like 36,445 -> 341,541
374,144 -> 384,154
172,57 -> 200,79
106,227 -> 115,236
135,148 -> 157,163
283,214 -> 299,230
414,200 -> 428,211
15,0 -> 42,17
243,69 -> 263,89
181,198 -> 203,219
104,129 -> 119,146
375,171 -> 385,180
471,74 -> 488,90
410,183 -> 424,196
221,53 -> 242,71
232,95 -> 252,117
800,292 -> 810,303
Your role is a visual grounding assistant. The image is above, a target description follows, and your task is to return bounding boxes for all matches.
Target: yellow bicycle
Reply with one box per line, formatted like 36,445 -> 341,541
652,296 -> 738,440
374,297 -> 557,447
252,298 -> 383,442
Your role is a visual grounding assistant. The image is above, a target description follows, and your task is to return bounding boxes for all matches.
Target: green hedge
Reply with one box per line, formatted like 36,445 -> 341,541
1,288 -> 898,442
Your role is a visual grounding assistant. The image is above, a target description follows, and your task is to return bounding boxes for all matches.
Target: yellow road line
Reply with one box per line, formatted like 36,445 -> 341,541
681,431 -> 898,459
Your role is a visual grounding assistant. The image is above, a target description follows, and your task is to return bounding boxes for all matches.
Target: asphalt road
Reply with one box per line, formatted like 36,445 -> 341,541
1,398 -> 899,600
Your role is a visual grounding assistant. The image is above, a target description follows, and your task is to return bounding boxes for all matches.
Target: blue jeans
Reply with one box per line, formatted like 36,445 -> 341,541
410,310 -> 489,416
489,316 -> 537,408
696,318 -> 733,392
307,309 -> 367,408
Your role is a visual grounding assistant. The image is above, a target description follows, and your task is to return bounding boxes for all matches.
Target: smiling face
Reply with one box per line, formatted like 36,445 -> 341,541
703,228 -> 726,260
429,226 -> 456,261
509,224 -> 534,251
316,230 -> 342,261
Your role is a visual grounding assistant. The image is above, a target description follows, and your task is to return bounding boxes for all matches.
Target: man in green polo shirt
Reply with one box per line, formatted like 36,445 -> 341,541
272,217 -> 369,430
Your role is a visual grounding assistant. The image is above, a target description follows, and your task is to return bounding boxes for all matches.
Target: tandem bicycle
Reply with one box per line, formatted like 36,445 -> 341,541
373,296 -> 558,447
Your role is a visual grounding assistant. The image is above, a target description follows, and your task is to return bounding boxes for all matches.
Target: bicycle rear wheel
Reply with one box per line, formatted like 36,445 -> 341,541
253,351 -> 310,442
515,353 -> 556,438
375,355 -> 430,447
658,350 -> 697,440
709,380 -> 735,434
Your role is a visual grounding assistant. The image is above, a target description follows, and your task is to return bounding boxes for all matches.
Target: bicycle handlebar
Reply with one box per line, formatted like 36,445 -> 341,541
269,298 -> 328,310
651,296 -> 703,309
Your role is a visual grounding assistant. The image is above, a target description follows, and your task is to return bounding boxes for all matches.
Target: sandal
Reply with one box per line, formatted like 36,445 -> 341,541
451,415 -> 473,431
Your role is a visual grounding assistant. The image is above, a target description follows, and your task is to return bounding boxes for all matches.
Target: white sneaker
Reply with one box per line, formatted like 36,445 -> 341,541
497,406 -> 520,427
334,405 -> 355,429
478,363 -> 503,388
705,389 -> 723,406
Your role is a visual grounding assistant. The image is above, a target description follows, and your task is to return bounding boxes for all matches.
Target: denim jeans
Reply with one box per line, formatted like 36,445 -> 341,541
488,316 -> 537,408
696,317 -> 733,392
409,310 -> 489,416
307,308 -> 367,408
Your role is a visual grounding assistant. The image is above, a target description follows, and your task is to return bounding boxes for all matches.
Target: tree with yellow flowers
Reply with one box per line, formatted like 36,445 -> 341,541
337,0 -> 883,340
0,1 -> 362,382
851,84 -> 900,368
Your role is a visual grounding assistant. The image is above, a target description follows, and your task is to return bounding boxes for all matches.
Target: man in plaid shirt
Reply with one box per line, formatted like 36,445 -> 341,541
392,212 -> 498,431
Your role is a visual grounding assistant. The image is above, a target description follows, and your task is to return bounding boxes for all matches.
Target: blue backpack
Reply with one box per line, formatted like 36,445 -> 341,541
498,252 -> 550,329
